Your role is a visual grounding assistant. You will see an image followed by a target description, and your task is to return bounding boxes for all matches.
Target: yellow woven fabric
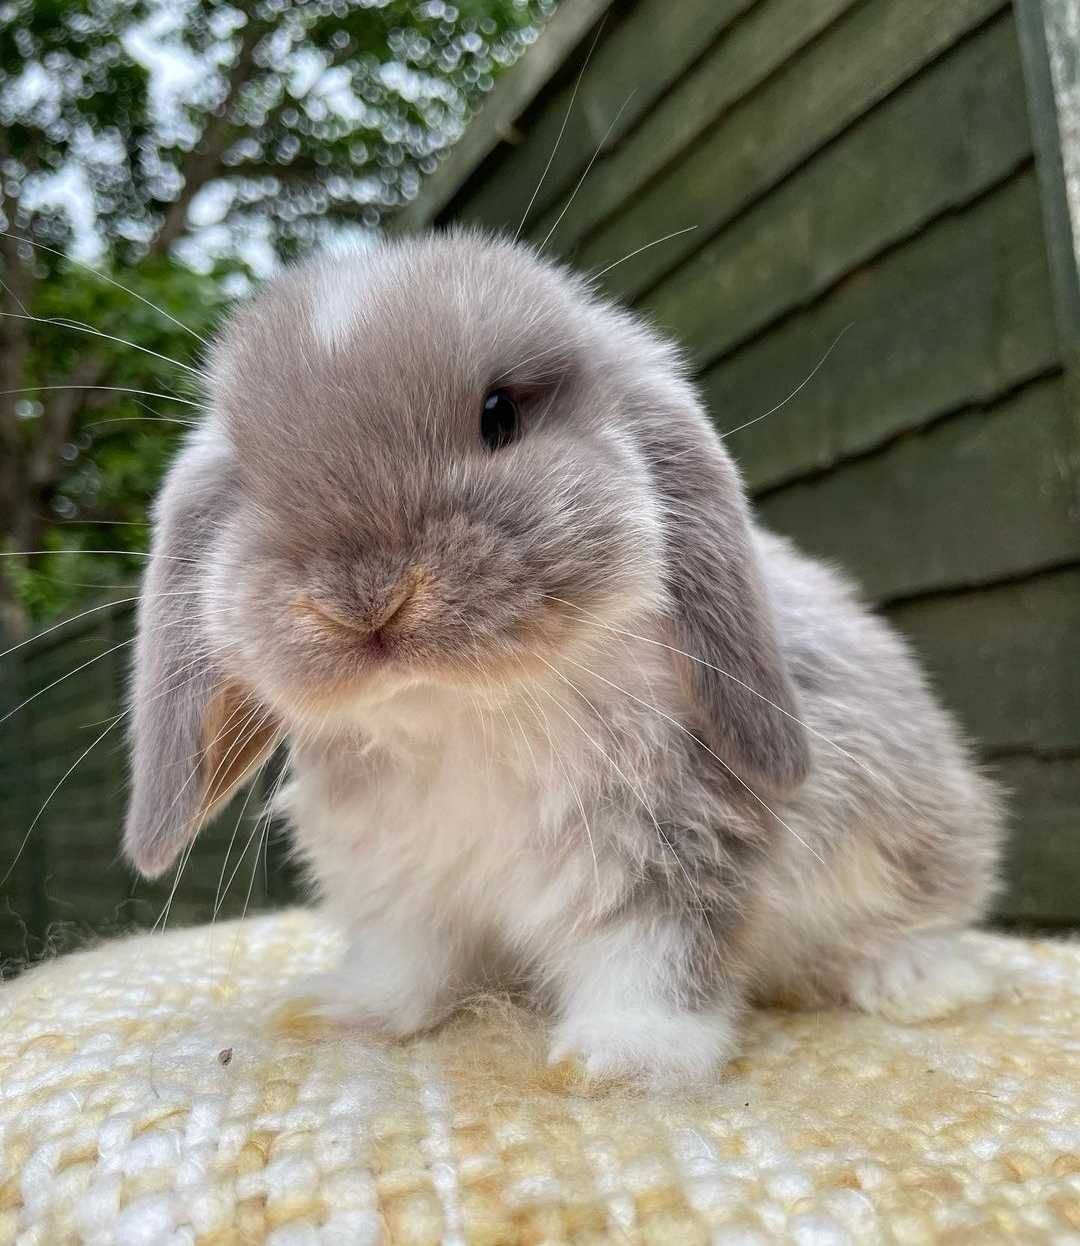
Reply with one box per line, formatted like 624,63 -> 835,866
1,913 -> 1078,1245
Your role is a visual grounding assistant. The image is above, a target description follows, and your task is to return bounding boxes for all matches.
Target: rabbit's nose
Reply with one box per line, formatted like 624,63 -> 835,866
363,572 -> 416,633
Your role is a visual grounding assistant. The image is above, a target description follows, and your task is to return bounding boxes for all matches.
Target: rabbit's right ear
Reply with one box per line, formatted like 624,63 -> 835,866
123,431 -> 281,879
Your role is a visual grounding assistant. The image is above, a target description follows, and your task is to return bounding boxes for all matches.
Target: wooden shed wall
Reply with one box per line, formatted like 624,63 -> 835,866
414,0 -> 1080,923
0,602 -> 299,968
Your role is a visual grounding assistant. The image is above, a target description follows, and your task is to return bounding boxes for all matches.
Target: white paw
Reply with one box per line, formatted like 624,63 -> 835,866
278,923 -> 456,1038
548,1003 -> 738,1086
280,966 -> 447,1039
847,932 -> 996,1024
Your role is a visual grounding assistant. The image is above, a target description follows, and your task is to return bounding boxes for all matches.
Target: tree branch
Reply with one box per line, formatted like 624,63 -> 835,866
0,179 -> 37,543
151,14 -> 269,255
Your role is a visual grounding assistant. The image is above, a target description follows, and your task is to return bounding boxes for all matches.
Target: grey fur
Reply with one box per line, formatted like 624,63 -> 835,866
124,231 -> 1003,1082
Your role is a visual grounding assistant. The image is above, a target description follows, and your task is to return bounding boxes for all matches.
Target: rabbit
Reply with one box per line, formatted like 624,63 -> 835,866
124,230 -> 1003,1085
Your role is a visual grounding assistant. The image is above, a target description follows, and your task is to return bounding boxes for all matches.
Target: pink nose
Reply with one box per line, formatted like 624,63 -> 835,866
295,570 -> 422,640
362,574 -> 416,633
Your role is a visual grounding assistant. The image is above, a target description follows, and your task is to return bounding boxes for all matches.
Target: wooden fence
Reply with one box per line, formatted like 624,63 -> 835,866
0,598 -> 299,970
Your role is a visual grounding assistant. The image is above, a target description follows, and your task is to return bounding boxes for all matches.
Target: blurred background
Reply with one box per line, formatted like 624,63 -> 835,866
1,0 -> 1078,970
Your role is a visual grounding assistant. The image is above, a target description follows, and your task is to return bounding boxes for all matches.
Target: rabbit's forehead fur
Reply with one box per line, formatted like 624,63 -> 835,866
209,232 -> 661,464
205,233 -> 672,538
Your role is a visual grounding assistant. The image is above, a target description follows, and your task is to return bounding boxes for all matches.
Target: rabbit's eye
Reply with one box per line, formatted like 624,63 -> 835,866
480,389 -> 520,451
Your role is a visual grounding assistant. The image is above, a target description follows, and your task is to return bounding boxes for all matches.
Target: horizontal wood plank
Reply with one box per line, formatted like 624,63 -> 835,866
527,0 -> 860,253
458,0 -> 758,232
756,376 -> 1080,601
571,0 -> 1006,298
710,171 -> 1058,491
393,0 -> 617,232
992,757 -> 1080,922
639,15 -> 1032,369
887,568 -> 1080,755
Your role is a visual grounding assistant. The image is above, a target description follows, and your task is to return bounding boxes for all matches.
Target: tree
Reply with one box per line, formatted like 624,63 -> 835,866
0,0 -> 552,635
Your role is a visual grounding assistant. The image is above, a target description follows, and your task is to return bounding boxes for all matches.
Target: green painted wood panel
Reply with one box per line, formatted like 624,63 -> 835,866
525,0 -> 861,254
756,376 -> 1080,601
887,569 -> 1080,755
571,0 -> 1007,299
460,0 -> 758,233
0,598 -> 300,966
993,757 -> 1080,922
639,14 -> 1032,371
711,170 -> 1057,492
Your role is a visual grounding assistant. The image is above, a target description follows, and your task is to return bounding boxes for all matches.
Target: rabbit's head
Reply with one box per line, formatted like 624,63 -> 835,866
124,232 -> 808,877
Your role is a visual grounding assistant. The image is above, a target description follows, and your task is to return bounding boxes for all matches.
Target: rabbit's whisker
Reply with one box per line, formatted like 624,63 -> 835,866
530,653 -> 723,965
543,593 -> 878,783
0,230 -> 210,345
513,664 -> 601,893
513,14 -> 608,242
560,651 -> 825,864
721,323 -> 853,439
154,813 -> 204,934
0,635 -> 136,728
225,697 -> 308,980
0,384 -> 202,407
539,89 -> 635,253
155,682 -> 290,935
87,415 -> 200,430
0,311 -> 205,379
212,768 -> 263,927
231,726 -> 288,928
0,584 -> 208,662
590,226 -> 699,282
0,549 -> 202,562
2,619 -> 241,885
0,712 -> 127,888
149,697 -> 269,912
1,604 -> 237,728
78,623 -> 241,731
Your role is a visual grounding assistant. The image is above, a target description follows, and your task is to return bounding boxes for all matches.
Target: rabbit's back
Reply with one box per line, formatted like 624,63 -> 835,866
745,528 -> 1003,1002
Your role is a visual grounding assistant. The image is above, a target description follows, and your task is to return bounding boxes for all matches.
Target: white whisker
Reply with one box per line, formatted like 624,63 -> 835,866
531,654 -> 723,961
539,90 -> 636,253
721,323 -> 853,438
0,384 -> 201,407
0,230 -> 210,344
590,226 -> 699,281
513,14 -> 609,242
562,651 -> 825,864
0,310 -> 204,378
543,593 -> 877,782
0,713 -> 127,887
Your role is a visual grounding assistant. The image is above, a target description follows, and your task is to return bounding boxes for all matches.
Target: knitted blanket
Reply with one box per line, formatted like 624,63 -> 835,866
1,912 -> 1077,1245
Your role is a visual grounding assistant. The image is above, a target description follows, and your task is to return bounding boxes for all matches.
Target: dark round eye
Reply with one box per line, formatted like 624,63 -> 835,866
480,389 -> 520,452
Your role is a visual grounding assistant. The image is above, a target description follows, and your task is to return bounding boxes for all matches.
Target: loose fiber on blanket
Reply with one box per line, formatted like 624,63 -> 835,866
1,912 -> 1078,1245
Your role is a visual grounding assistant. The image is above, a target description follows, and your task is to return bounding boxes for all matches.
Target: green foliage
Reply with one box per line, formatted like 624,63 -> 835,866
13,262 -> 225,617
0,0 -> 555,624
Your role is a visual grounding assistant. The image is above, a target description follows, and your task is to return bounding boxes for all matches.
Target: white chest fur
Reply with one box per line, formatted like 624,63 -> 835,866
284,686 -> 628,954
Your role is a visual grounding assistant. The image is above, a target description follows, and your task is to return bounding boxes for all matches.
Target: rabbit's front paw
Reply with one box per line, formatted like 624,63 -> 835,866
278,923 -> 456,1039
548,1002 -> 737,1086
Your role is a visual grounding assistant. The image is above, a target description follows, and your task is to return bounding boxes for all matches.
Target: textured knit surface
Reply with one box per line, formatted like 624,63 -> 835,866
1,912 -> 1078,1246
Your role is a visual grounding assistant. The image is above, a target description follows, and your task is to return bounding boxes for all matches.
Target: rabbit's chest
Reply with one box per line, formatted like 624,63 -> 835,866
287,726 -> 614,935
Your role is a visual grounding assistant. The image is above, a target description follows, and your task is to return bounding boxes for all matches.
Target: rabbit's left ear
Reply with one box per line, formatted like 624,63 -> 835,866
642,404 -> 810,797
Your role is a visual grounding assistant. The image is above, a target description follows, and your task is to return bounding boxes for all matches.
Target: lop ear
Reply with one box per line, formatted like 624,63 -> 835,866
643,403 -> 810,797
123,432 -> 282,879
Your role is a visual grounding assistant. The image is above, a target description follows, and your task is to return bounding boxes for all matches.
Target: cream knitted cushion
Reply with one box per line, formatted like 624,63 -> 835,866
1,912 -> 1078,1245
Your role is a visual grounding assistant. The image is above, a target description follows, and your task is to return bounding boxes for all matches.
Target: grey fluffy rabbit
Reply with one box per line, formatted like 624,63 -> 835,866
125,232 -> 1002,1084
